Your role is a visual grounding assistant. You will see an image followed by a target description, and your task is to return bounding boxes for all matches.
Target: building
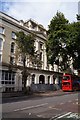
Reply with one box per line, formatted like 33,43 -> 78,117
77,1 -> 80,21
0,12 -> 62,92
78,1 -> 80,15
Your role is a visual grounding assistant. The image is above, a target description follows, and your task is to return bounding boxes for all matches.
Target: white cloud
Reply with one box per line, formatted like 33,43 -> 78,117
1,0 -> 79,29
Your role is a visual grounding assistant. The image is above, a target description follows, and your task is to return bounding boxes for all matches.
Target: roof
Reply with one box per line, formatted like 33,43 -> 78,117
25,18 -> 46,31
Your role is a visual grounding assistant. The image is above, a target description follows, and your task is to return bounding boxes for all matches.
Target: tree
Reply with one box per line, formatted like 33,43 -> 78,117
16,31 -> 35,92
46,11 -> 70,71
67,22 -> 80,70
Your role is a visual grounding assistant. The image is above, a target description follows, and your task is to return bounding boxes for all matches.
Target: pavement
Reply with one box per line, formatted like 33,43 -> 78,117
33,89 -> 75,97
2,89 -> 78,103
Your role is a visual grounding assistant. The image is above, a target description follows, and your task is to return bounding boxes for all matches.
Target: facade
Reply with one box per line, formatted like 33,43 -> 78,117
78,1 -> 80,15
77,1 -> 80,21
0,12 -> 62,92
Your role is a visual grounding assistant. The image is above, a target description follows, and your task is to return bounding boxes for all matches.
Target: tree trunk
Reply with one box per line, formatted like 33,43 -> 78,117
22,56 -> 27,93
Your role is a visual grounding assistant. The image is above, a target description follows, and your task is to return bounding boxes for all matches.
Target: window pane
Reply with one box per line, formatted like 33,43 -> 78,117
9,72 -> 11,80
32,74 -> 35,84
12,81 -> 15,84
0,54 -> 2,62
2,71 -> 4,80
1,81 -> 4,84
5,71 -> 8,80
12,72 -> 15,80
0,38 -> 3,50
11,42 -> 15,53
9,81 -> 11,84
10,57 -> 14,64
63,76 -> 70,80
5,81 -> 8,84
40,52 -> 42,60
12,32 -> 16,39
0,27 -> 4,34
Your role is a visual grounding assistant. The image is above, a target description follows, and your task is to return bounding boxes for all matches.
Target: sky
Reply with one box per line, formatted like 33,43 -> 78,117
0,0 -> 80,29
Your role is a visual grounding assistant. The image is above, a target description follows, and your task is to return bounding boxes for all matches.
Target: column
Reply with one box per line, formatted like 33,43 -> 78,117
50,75 -> 53,84
45,75 -> 48,84
35,74 -> 39,84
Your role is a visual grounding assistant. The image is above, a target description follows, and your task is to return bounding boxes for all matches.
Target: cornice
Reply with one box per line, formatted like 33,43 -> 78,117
0,12 -> 47,41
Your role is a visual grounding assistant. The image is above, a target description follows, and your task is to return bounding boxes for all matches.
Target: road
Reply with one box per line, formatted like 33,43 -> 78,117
1,92 -> 80,120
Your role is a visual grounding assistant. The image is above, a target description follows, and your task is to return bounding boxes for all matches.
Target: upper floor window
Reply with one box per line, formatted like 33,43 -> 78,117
40,43 -> 42,49
11,42 -> 15,53
10,56 -> 14,64
0,38 -> 3,50
0,54 -> 2,62
0,27 -> 4,34
18,54 -> 23,62
39,42 -> 43,50
12,32 -> 16,39
40,52 -> 42,61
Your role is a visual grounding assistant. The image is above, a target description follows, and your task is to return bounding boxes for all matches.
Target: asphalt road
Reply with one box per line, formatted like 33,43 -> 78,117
1,92 -> 80,120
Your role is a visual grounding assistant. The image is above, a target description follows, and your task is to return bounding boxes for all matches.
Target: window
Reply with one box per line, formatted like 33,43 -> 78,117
12,72 -> 15,81
32,74 -> 35,84
12,32 -> 16,39
1,81 -> 4,84
9,72 -> 11,80
40,43 -> 42,49
63,76 -> 70,80
39,42 -> 43,50
1,70 -> 15,85
0,38 -> 3,50
11,42 -> 15,53
2,70 -> 5,80
5,81 -> 8,84
0,54 -> 2,62
10,56 -> 14,64
18,54 -> 23,62
40,52 -> 42,60
5,71 -> 8,80
0,27 -> 4,34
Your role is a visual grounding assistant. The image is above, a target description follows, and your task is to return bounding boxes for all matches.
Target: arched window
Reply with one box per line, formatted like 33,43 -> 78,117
11,42 -> 15,53
0,38 -> 3,50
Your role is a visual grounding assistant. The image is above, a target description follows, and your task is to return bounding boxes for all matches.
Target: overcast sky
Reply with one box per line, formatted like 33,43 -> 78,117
0,0 -> 79,29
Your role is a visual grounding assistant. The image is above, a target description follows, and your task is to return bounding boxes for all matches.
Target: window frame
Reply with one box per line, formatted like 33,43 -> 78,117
12,31 -> 16,39
11,42 -> 15,53
0,54 -> 2,62
0,27 -> 5,34
0,38 -> 3,51
10,56 -> 14,64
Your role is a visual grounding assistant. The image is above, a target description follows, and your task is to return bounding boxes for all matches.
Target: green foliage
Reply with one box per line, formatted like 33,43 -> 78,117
47,11 -> 69,71
67,22 -> 80,69
15,31 -> 35,92
16,31 -> 35,57
47,11 -> 80,72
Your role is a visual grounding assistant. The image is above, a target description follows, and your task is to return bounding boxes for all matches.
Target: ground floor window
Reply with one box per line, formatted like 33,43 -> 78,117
5,87 -> 14,92
1,70 -> 15,85
32,74 -> 35,84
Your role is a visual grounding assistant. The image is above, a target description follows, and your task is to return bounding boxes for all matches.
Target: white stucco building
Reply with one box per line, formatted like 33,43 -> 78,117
0,12 -> 62,92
